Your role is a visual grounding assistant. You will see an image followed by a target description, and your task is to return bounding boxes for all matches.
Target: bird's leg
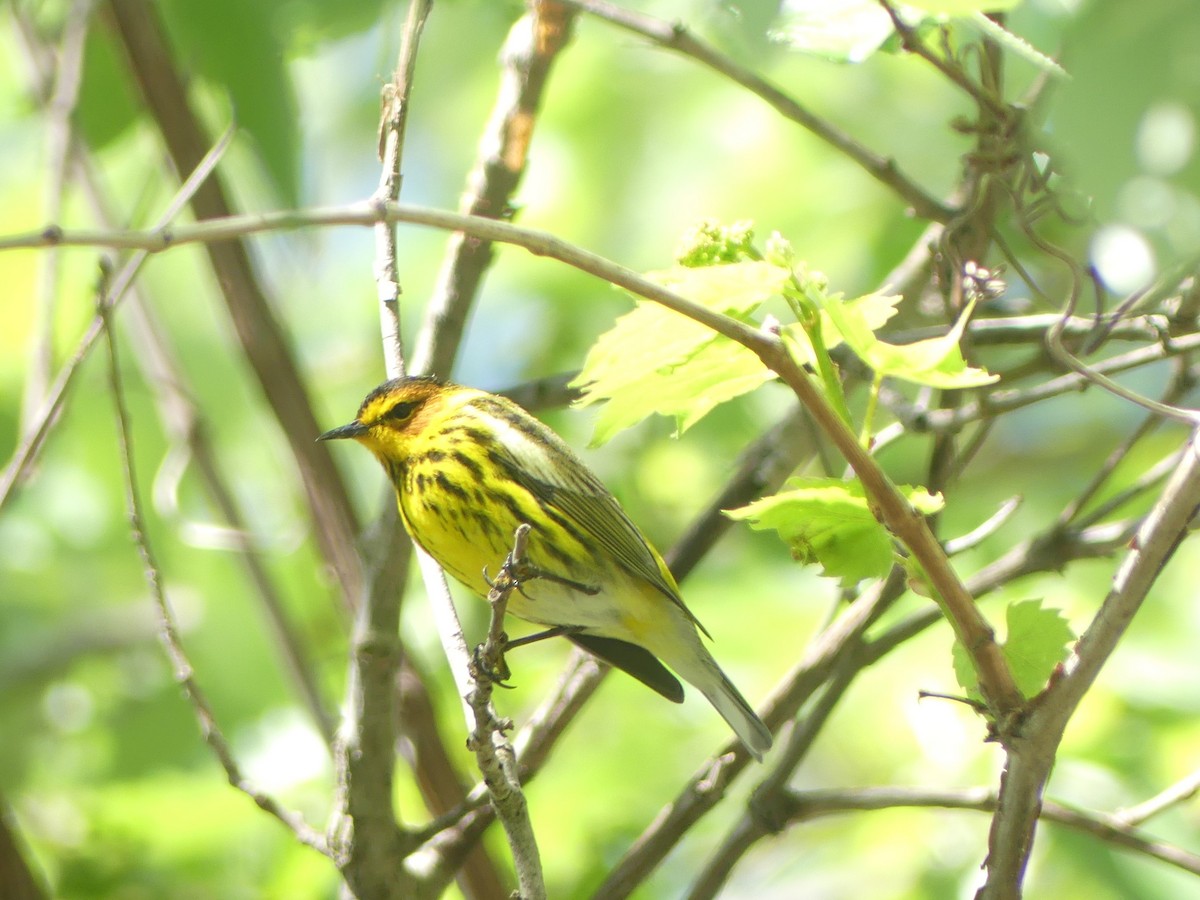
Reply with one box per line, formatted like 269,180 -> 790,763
471,638 -> 514,688
474,526 -> 598,687
484,557 -> 601,599
504,624 -> 585,651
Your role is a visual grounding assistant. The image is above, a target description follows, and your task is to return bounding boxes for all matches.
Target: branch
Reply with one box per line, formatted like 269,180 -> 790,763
772,787 -> 1200,877
0,795 -> 48,900
6,194 -> 1027,732
104,0 -> 365,607
978,428 -> 1200,897
562,0 -> 951,222
466,525 -> 546,900
100,269 -> 330,859
330,6 -> 437,898
374,0 -> 431,374
0,128 -> 232,519
1116,767 -> 1200,828
411,0 -> 577,378
21,0 -> 91,433
594,573 -> 904,898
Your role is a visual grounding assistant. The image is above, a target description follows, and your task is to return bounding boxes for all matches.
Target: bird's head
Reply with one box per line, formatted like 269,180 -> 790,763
318,375 -> 450,461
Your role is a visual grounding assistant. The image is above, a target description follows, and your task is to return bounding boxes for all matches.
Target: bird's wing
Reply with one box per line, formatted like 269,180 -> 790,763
468,395 -> 709,635
569,633 -> 685,702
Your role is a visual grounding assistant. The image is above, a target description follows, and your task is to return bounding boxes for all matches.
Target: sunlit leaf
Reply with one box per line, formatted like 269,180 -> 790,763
572,262 -> 790,444
820,293 -> 998,388
953,600 -> 1075,699
726,478 -> 943,585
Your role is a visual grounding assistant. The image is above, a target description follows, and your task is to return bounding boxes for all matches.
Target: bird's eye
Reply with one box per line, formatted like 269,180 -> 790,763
384,400 -> 418,422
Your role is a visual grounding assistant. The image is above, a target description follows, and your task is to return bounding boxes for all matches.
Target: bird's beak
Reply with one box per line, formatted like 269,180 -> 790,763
317,420 -> 369,442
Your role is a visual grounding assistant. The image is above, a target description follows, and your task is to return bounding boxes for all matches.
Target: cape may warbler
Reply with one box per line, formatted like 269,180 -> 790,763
320,376 -> 772,760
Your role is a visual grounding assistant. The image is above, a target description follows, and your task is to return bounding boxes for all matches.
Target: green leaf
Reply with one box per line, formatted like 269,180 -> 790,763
782,290 -> 902,366
585,337 -> 773,445
725,478 -> 944,586
965,13 -> 1066,79
819,292 -> 998,388
572,261 -> 790,444
1002,599 -> 1075,697
953,600 -> 1074,700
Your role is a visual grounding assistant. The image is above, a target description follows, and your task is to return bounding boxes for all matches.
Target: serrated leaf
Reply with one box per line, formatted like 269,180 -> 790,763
587,338 -> 775,445
725,478 -> 943,586
966,13 -> 1067,79
572,262 -> 790,444
820,292 -> 998,388
1003,600 -> 1074,697
953,599 -> 1074,700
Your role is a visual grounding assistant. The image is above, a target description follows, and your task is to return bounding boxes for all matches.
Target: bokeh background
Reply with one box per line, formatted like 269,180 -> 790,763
3,0 -> 1200,897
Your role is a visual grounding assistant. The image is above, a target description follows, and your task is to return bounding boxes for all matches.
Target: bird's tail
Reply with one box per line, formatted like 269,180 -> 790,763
664,636 -> 772,761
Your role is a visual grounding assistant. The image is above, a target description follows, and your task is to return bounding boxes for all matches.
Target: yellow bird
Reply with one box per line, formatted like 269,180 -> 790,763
320,376 -> 771,760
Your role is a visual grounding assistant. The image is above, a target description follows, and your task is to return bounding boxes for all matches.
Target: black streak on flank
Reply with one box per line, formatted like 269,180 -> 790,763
435,471 -> 469,500
450,449 -> 485,481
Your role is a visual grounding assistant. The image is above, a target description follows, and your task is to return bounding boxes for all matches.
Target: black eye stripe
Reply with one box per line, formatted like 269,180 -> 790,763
384,400 -> 418,422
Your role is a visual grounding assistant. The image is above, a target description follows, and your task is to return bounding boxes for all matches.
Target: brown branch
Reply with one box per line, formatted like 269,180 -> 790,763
594,572 -> 904,898
126,279 -> 339,745
0,795 -> 48,900
773,787 -> 1200,877
0,129 -> 233,518
978,429 -> 1200,898
411,0 -> 577,378
374,0 -> 431,374
103,0 -> 365,608
466,525 -> 546,899
877,1 -> 1010,121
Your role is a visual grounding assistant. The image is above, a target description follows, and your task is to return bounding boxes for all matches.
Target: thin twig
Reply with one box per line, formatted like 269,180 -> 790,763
877,0 -> 1010,120
374,0 -> 432,375
0,128 -> 233,517
978,429 -> 1200,897
22,0 -> 92,434
100,268 -> 330,858
329,5 -> 438,897
126,297 -> 338,745
105,0 -> 366,608
466,525 -> 546,900
562,0 -> 951,222
767,787 -> 1200,877
594,572 -> 904,899
1115,767 -> 1200,828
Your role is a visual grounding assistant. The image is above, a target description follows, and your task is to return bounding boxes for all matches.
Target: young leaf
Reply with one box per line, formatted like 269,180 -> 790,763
819,292 -> 998,388
726,478 -> 943,586
572,262 -> 790,444
953,600 -> 1074,700
1002,600 -> 1075,697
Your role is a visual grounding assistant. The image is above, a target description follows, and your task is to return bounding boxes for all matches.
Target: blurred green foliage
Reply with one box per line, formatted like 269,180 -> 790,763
2,0 -> 1200,898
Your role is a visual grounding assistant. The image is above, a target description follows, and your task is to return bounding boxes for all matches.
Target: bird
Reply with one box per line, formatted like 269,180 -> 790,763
319,375 -> 772,760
